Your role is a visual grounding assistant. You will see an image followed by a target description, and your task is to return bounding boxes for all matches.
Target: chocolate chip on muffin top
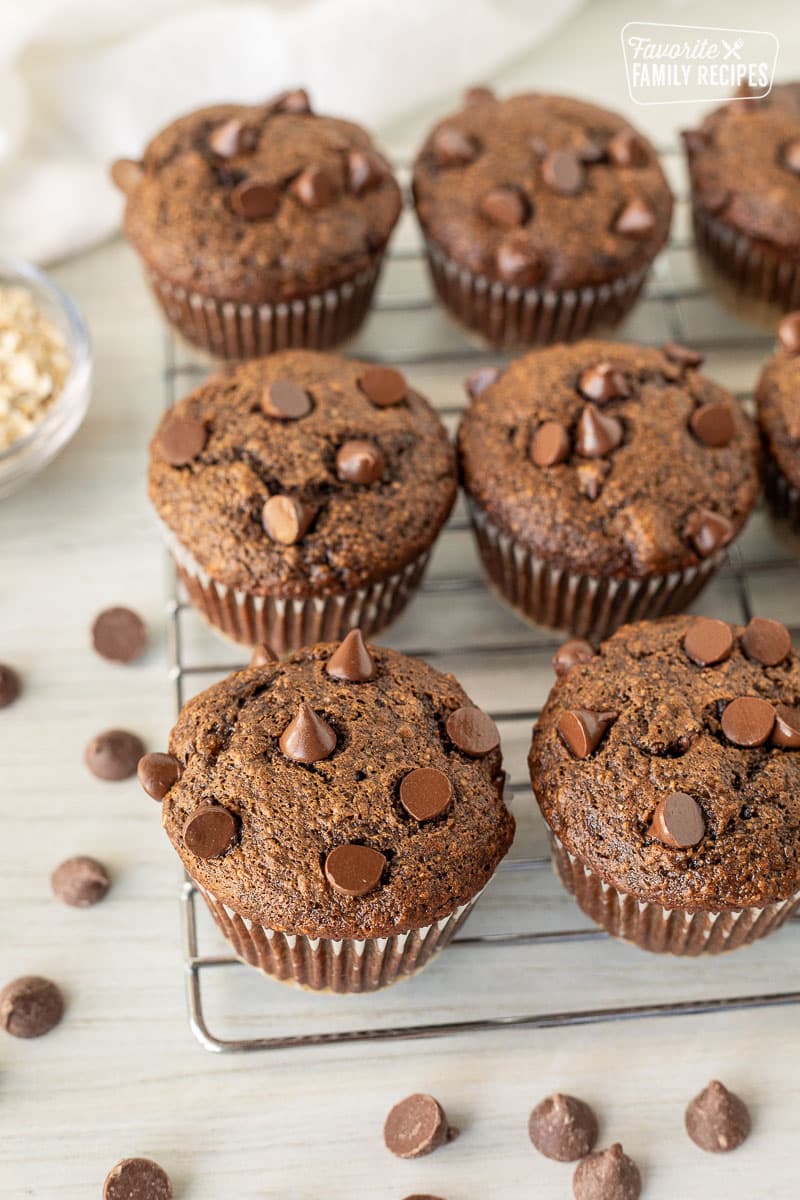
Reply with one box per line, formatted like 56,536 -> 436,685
756,312 -> 800,489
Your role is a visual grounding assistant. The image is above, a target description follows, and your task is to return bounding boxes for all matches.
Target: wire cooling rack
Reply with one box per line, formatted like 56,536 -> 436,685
162,147 -> 800,1053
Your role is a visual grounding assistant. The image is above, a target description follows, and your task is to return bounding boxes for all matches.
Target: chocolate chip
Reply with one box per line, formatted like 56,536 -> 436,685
465,366 -> 501,398
91,606 -> 147,665
495,238 -> 546,286
553,639 -> 596,677
721,696 -> 775,747
684,508 -> 733,557
85,729 -> 145,781
578,138 -> 606,163
683,617 -> 734,667
479,186 -> 528,228
280,703 -> 336,762
573,1144 -> 641,1200
230,178 -> 281,220
260,378 -> 312,420
576,404 -> 623,458
358,366 -> 407,407
663,342 -> 705,368
324,843 -> 386,897
528,1093 -> 598,1162
690,402 -> 735,448
348,148 -> 384,195
542,150 -> 585,195
433,126 -> 478,166
446,706 -> 500,756
650,792 -> 705,848
557,709 -> 617,758
326,629 -> 376,682
158,413 -> 207,466
578,362 -> 629,404
250,643 -> 277,667
531,420 -> 570,467
137,752 -> 182,801
685,1081 -> 751,1153
183,804 -> 237,860
578,461 -> 608,501
782,139 -> 800,175
103,1158 -> 173,1200
262,495 -> 316,545
270,88 -> 312,114
384,1094 -> 454,1158
291,164 -> 336,209
777,311 -> 800,354
1,976 -> 64,1038
399,767 -> 453,822
0,662 -> 20,708
336,439 -> 385,484
607,130 -> 649,167
614,196 -> 656,237
51,856 -> 111,908
465,84 -> 495,105
110,159 -> 143,194
742,616 -> 792,667
209,118 -> 253,158
772,704 -> 800,748
529,135 -> 549,158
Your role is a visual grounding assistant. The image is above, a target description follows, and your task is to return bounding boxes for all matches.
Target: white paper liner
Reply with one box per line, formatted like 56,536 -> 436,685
692,202 -> 800,311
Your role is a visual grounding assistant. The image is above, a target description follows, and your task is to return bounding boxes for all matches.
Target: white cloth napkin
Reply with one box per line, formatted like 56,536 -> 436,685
0,0 -> 582,264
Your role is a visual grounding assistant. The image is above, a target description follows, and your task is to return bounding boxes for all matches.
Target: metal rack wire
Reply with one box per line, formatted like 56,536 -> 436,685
163,148 -> 800,1052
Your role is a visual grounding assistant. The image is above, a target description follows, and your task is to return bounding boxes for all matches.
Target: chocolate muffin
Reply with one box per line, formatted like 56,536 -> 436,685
149,637 -> 514,991
458,340 -> 761,640
149,350 -> 457,653
111,90 -> 402,358
412,89 -> 673,347
683,83 -> 800,316
756,311 -> 800,530
530,614 -> 800,954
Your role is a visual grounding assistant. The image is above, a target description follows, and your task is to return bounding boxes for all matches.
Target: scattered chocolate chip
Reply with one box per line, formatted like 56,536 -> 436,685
348,148 -> 384,195
358,366 -> 407,407
262,495 -> 316,545
270,88 -> 312,114
384,1094 -> 455,1158
578,362 -> 629,404
721,696 -> 775,747
531,420 -> 571,467
0,662 -> 21,708
325,843 -> 386,897
250,643 -> 276,667
684,508 -> 733,558
651,792 -> 705,848
433,125 -> 477,166
336,439 -> 385,484
558,709 -> 617,758
260,378 -> 312,420
742,616 -> 792,667
614,196 -> 656,237
183,804 -> 237,860
607,130 -> 649,167
137,752 -> 182,801
683,617 -> 734,667
528,1093 -> 598,1162
464,84 -> 495,105
399,767 -> 453,822
663,342 -> 705,368
326,629 -> 376,682
777,311 -> 800,354
209,118 -> 253,158
782,139 -> 800,175
103,1158 -> 173,1200
576,404 -> 623,458
573,1144 -> 641,1200
280,703 -> 336,762
542,150 -> 585,195
291,164 -> 336,209
110,159 -> 144,194
553,639 -> 596,677
495,237 -> 546,286
51,856 -> 111,908
578,461 -> 608,501
446,706 -> 500,756
690,402 -> 735,448
158,413 -> 207,466
685,1081 -> 751,1153
1,976 -> 64,1038
85,729 -> 145,782
230,178 -> 280,220
479,186 -> 528,228
91,606 -> 147,665
578,138 -> 606,163
772,704 -> 800,749
465,366 -> 501,398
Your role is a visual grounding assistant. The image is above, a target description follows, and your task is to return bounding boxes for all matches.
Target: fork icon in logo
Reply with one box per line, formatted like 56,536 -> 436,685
722,38 -> 744,59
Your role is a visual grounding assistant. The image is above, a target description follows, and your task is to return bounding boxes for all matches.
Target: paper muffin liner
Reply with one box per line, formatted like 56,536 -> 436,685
468,501 -> 724,642
143,260 -> 384,360
162,521 -> 431,654
549,833 -> 800,956
197,884 -> 483,992
422,238 -> 650,349
763,453 -> 800,533
692,202 -> 800,313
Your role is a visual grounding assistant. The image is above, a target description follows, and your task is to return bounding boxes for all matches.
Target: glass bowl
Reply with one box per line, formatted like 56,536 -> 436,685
0,258 -> 92,500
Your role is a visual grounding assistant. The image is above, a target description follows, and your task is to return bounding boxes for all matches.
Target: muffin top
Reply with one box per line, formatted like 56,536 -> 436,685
683,82 -> 800,253
158,639 -> 514,939
458,341 -> 760,578
148,350 -> 457,595
113,91 -> 402,302
412,90 -> 673,290
530,615 -> 800,909
756,311 -> 800,488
